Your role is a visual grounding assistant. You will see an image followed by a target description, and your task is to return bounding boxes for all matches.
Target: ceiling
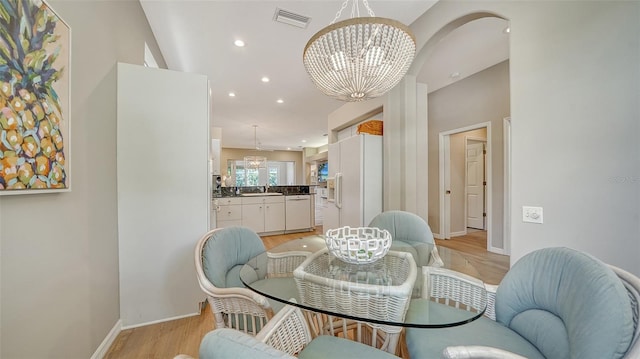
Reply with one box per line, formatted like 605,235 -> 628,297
141,1 -> 509,151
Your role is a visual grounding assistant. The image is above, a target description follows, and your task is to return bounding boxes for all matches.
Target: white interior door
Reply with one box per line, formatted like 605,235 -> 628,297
466,141 -> 485,229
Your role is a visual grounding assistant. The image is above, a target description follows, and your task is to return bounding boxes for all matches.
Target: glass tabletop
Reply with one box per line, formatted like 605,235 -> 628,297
239,235 -> 487,328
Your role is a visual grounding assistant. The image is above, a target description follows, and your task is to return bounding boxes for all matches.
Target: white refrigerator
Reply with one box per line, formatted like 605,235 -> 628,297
323,134 -> 383,231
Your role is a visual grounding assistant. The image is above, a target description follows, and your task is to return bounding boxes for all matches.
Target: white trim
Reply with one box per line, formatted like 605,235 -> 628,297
90,319 -> 122,359
433,232 -> 444,240
488,245 -> 506,255
438,122 -> 492,249
503,117 -> 512,255
450,230 -> 468,237
439,135 -> 451,239
121,312 -> 200,330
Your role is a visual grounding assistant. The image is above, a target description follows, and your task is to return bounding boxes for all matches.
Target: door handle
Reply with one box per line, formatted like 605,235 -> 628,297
446,190 -> 451,194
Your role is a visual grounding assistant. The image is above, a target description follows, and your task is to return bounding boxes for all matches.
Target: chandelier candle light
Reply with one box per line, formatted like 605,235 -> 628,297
303,0 -> 416,102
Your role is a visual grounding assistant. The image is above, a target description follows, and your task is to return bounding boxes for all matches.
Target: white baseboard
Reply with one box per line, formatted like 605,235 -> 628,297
121,312 -> 200,330
433,233 -> 444,239
91,319 -> 122,359
450,230 -> 467,237
488,245 -> 506,255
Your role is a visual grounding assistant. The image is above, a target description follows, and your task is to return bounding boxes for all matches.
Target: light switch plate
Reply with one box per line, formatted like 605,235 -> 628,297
522,206 -> 543,224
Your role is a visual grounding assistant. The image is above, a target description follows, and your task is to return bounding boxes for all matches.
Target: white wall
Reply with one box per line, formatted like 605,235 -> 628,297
407,1 -> 640,274
117,63 -> 209,328
427,61 -> 509,247
0,2 -> 166,357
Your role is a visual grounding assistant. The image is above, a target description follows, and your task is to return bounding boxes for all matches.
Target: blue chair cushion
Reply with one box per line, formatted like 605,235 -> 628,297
251,277 -> 300,313
496,247 -> 634,359
369,211 -> 436,267
200,328 -> 295,359
405,301 -> 545,359
299,335 -> 398,359
369,210 -> 435,245
389,240 -> 419,263
202,226 -> 265,288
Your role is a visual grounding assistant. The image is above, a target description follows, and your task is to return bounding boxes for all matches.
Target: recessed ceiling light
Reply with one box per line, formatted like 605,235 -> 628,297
301,139 -> 307,143
449,72 -> 460,79
287,147 -> 291,150
261,77 -> 270,83
228,92 -> 236,97
277,99 -> 284,104
503,27 -> 510,34
234,39 -> 245,47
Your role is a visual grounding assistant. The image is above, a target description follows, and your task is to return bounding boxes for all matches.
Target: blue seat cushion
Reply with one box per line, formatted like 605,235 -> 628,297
496,247 -> 634,359
405,301 -> 545,359
229,277 -> 298,332
299,335 -> 398,359
390,240 -> 419,263
200,328 -> 295,359
251,277 -> 300,313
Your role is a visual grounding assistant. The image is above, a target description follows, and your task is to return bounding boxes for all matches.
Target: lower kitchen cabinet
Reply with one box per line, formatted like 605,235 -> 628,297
242,196 -> 285,234
217,197 -> 242,228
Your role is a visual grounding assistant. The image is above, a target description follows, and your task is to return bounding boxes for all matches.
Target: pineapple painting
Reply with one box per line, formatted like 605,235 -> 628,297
0,0 -> 70,192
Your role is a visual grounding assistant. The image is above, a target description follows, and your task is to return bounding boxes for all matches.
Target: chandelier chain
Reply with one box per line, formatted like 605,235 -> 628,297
330,0 -> 349,24
331,0 -> 375,25
362,0 -> 375,17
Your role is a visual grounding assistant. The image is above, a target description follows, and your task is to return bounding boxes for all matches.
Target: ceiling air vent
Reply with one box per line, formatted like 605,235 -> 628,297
273,8 -> 311,29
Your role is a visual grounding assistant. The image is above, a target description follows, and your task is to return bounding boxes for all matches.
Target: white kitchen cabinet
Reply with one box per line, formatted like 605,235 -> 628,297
217,197 -> 242,228
242,196 -> 285,234
285,195 -> 312,232
211,139 -> 221,176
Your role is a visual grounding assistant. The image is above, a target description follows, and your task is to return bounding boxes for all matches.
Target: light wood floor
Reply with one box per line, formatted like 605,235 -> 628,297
104,227 -> 509,358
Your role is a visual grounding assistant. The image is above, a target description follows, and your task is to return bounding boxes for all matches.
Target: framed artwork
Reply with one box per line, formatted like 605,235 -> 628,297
0,0 -> 71,194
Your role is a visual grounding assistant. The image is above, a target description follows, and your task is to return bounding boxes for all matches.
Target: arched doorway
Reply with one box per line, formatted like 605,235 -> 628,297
413,14 -> 511,255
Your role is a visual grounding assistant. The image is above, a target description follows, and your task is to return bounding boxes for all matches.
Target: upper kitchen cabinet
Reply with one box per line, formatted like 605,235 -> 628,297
211,139 -> 221,175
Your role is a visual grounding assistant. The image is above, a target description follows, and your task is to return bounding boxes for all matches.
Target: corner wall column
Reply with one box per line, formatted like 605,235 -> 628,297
383,75 -> 429,221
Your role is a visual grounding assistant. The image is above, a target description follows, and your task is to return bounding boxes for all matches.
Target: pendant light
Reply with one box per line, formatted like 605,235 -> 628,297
303,0 -> 416,102
244,125 -> 267,169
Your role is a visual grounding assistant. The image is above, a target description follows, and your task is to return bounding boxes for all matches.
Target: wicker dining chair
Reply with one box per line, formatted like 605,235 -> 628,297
405,247 -> 640,359
194,226 -> 308,335
195,300 -> 399,359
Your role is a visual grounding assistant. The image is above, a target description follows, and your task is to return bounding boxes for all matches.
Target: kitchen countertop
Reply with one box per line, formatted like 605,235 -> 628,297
213,185 -> 314,199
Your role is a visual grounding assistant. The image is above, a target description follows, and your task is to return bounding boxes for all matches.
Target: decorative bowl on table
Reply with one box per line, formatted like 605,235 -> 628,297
324,226 -> 392,264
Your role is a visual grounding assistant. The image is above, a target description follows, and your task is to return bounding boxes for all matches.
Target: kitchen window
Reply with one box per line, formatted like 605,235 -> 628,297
228,160 -> 295,186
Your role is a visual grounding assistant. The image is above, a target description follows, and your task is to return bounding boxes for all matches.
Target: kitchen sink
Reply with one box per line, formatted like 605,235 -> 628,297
239,192 -> 283,196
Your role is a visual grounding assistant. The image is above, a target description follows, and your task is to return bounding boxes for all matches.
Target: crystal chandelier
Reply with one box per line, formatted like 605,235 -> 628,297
244,126 -> 267,169
303,0 -> 416,102
244,155 -> 267,169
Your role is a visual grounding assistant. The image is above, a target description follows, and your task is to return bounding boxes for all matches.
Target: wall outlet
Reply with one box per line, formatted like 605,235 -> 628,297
523,206 -> 543,224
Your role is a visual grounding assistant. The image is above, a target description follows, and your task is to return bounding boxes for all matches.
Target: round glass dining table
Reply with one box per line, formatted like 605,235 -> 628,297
239,235 -> 488,329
